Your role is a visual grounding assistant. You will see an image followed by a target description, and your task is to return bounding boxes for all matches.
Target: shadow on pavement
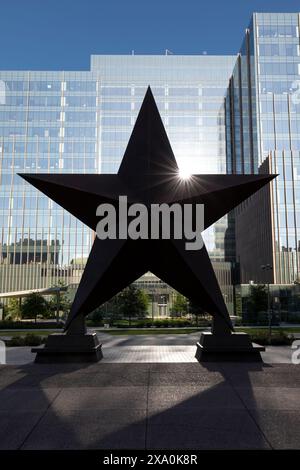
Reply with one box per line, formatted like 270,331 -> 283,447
0,357 -> 291,449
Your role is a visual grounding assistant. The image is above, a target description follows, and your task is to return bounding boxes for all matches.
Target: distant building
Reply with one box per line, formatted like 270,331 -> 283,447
2,12 -> 300,316
0,55 -> 236,312
226,12 -> 300,286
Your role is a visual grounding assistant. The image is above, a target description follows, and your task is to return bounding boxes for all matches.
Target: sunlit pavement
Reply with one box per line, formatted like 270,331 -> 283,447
4,331 -> 295,364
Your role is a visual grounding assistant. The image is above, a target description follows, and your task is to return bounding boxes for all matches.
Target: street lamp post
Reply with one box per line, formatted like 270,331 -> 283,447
293,280 -> 300,324
152,294 -> 155,324
149,288 -> 155,325
261,264 -> 273,343
56,291 -> 60,325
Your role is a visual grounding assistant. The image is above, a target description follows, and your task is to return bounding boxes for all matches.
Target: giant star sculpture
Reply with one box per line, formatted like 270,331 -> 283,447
20,88 -> 275,336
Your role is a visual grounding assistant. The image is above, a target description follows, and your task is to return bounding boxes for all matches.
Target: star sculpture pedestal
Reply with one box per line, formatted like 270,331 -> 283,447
195,311 -> 265,362
21,87 -> 275,364
196,332 -> 265,362
32,316 -> 102,363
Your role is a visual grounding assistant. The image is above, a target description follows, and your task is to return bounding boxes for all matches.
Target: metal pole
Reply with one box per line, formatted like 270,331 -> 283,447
56,291 -> 60,324
261,264 -> 273,344
267,282 -> 272,344
19,297 -> 22,320
152,293 -> 154,325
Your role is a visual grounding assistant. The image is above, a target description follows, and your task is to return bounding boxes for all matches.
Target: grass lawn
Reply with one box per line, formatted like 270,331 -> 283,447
0,326 -> 300,338
0,327 -> 205,337
104,328 -> 205,335
101,326 -> 300,335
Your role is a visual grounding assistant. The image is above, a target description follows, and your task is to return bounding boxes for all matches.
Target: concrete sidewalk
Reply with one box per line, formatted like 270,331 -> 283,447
5,343 -> 294,364
0,362 -> 300,449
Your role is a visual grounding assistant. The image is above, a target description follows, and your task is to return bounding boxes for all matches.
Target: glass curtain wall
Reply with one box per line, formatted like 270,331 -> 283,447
0,55 -> 236,311
227,13 -> 300,284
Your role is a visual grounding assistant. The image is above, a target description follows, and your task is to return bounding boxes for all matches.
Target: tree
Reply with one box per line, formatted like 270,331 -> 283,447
139,289 -> 150,314
21,292 -> 49,323
246,284 -> 268,324
171,293 -> 188,317
248,284 -> 268,311
88,295 -> 121,325
118,285 -> 148,325
5,298 -> 22,321
189,298 -> 207,325
49,282 -> 72,323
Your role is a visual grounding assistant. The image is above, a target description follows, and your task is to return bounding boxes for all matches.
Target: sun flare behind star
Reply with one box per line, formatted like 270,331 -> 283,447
178,168 -> 192,180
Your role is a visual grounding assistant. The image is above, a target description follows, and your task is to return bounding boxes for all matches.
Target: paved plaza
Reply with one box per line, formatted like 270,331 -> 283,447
0,331 -> 300,450
0,362 -> 299,450
4,331 -> 295,365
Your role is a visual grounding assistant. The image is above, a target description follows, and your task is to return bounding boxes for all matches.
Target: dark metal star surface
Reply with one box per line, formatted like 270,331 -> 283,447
20,87 -> 276,333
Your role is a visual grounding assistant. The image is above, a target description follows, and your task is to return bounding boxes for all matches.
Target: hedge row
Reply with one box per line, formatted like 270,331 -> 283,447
87,318 -> 211,328
6,334 -> 46,347
249,330 -> 293,345
0,320 -> 63,330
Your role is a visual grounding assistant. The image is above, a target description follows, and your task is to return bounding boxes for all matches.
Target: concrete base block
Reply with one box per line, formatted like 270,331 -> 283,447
32,332 -> 102,363
195,332 -> 265,362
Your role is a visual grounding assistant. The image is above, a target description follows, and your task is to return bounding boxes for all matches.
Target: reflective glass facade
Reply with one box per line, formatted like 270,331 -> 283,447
228,13 -> 300,284
0,56 -> 236,310
0,71 -> 99,292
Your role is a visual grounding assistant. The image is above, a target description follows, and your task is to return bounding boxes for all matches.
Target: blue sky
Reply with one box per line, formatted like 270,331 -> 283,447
1,0 -> 299,70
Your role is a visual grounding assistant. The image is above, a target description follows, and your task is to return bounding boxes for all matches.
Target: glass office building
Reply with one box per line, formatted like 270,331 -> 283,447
227,12 -> 300,285
0,55 -> 236,311
4,12 -> 300,312
0,71 -> 99,294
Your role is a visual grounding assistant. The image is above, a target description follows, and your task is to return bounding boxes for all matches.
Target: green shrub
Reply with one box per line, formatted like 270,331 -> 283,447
7,336 -> 25,346
141,320 -> 153,328
86,319 -> 104,327
250,330 -> 292,346
0,320 -> 63,329
194,318 -> 211,327
24,334 -> 46,346
8,334 -> 46,347
89,317 -> 211,329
